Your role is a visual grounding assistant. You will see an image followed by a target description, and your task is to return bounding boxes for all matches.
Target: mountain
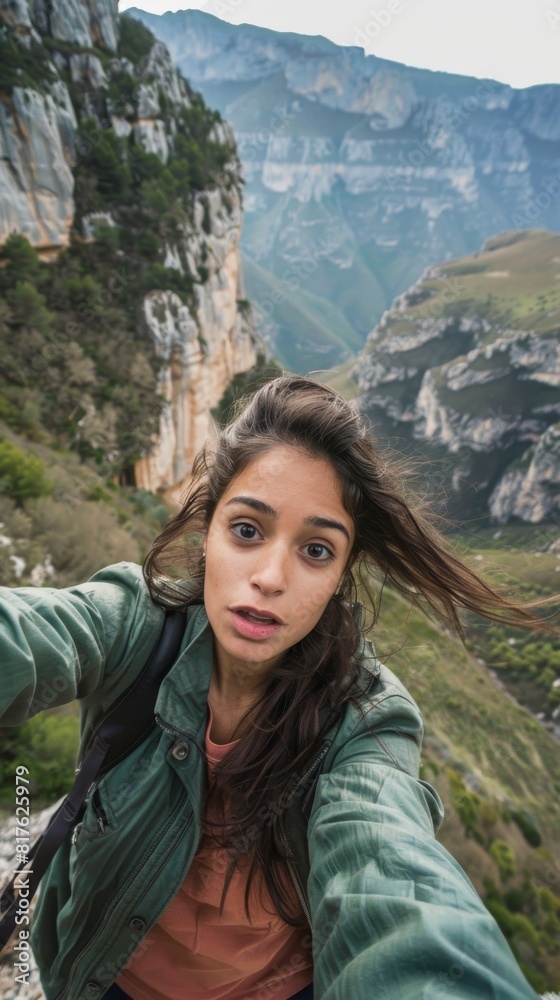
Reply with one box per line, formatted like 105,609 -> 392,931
1,9 -> 560,994
0,0 -> 263,503
127,7 -> 560,373
349,228 -> 560,526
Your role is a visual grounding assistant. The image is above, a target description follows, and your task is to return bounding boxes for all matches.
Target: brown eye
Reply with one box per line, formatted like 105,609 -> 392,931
231,522 -> 259,540
305,543 -> 333,562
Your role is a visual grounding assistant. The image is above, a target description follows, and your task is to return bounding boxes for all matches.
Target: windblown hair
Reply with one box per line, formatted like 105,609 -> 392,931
143,374 -> 559,927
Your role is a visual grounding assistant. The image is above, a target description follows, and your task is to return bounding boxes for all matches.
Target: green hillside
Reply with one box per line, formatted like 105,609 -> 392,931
392,228 -> 560,339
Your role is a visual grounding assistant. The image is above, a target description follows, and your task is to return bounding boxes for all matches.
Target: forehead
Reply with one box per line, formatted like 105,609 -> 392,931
220,445 -> 350,515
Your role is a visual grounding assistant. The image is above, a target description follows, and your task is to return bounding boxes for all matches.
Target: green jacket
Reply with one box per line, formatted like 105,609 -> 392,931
1,561 -> 539,1000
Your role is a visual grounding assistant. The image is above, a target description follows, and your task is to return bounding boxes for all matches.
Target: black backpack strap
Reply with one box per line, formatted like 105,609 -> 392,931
0,607 -> 186,951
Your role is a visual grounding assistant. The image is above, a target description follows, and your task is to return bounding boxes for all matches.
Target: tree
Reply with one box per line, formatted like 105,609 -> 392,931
0,438 -> 52,505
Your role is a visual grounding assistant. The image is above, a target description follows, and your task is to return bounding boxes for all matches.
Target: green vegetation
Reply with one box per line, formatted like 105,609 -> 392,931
0,438 -> 52,504
400,228 -> 560,338
0,712 -> 79,809
457,532 -> 560,719
241,252 -> 364,373
118,13 -> 154,64
0,24 -> 57,91
0,12 -> 241,478
211,351 -> 283,426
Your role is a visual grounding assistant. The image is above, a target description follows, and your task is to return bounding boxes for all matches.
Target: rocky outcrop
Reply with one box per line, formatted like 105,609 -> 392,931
0,0 -> 259,493
353,230 -> 560,524
0,85 -> 77,248
135,187 -> 257,494
488,424 -> 560,523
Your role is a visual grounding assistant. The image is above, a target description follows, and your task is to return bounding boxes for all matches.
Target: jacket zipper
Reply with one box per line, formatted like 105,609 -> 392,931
55,792 -> 189,1000
294,742 -> 331,798
92,788 -> 109,835
281,829 -> 312,926
280,741 -> 332,926
155,713 -> 199,746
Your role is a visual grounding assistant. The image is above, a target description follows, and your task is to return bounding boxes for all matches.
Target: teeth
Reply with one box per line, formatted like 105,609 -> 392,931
239,610 -> 276,624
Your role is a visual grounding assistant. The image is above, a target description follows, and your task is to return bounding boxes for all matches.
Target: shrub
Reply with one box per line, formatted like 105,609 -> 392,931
511,810 -> 542,848
447,768 -> 481,837
25,495 -> 140,585
0,438 -> 52,504
6,280 -> 52,332
119,14 -> 155,64
0,712 -> 79,809
212,353 -> 283,427
490,839 -> 517,880
0,234 -> 43,290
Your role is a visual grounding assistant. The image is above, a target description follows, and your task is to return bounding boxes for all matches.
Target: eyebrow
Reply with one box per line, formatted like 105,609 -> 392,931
224,496 -> 351,542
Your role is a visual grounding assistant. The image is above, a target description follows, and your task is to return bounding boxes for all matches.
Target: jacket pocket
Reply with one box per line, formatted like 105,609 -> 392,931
74,781 -> 119,849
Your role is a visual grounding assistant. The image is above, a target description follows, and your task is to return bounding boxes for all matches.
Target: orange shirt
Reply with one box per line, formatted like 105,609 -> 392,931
116,702 -> 314,1000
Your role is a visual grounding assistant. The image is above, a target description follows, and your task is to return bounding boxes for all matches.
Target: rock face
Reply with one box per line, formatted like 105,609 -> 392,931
136,187 -> 256,492
0,84 -> 77,249
488,423 -> 560,523
0,0 -> 118,248
353,229 -> 560,525
127,7 -> 560,373
0,0 -> 259,493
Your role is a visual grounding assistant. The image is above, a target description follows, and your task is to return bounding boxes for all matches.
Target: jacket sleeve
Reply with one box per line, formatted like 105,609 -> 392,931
0,561 -> 164,726
306,687 -> 539,1000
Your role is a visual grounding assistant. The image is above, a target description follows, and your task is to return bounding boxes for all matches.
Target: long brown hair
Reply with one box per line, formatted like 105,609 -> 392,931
143,374 -> 559,926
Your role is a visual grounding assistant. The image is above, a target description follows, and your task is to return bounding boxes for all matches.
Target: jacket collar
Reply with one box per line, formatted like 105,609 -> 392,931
154,603 -> 214,741
154,603 -> 381,742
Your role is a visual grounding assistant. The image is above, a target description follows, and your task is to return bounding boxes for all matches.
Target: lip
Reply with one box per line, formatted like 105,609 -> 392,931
230,606 -> 285,625
228,608 -> 284,641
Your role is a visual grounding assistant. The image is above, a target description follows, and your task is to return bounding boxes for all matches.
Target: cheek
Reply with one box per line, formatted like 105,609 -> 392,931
295,577 -> 339,623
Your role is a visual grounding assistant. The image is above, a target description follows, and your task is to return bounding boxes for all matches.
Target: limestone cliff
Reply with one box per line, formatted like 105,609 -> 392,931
353,229 -> 560,525
0,0 -> 259,494
135,185 -> 256,495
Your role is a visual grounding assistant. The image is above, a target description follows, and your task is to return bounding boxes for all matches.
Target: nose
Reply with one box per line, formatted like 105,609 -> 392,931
249,541 -> 289,595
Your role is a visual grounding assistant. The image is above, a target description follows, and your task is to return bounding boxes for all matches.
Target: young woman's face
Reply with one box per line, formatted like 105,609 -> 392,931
203,444 -> 355,689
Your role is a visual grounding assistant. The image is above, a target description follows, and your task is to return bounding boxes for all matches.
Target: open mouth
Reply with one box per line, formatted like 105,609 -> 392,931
235,609 -> 279,625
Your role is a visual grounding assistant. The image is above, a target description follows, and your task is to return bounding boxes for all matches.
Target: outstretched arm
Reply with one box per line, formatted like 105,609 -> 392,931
307,688 -> 539,1000
0,561 -> 164,726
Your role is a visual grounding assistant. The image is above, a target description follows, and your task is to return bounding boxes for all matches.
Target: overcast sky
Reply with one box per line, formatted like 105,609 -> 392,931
118,0 -> 559,90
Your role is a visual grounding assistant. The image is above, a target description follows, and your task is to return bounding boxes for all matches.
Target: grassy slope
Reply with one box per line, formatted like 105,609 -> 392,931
389,228 -> 560,338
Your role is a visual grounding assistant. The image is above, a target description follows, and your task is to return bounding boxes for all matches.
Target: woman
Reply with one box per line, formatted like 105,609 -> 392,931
1,375 -> 556,1000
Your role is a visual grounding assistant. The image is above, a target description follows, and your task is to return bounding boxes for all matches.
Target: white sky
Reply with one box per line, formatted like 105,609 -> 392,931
118,0 -> 560,89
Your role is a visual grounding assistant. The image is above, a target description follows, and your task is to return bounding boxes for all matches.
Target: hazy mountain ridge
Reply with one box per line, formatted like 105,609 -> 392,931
128,7 -> 560,373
